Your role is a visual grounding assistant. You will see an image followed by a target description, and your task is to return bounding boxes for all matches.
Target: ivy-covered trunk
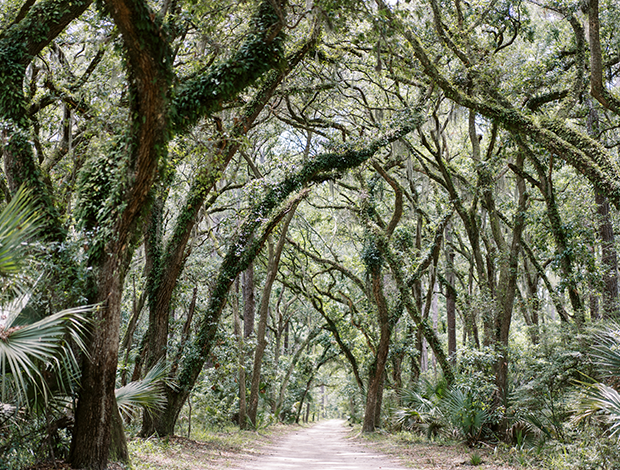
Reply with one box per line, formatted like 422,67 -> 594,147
0,0 -> 91,238
69,0 -> 173,465
362,269 -> 391,433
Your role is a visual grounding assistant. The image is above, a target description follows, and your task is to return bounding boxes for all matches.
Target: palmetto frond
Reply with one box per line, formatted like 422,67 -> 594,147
0,305 -> 92,408
0,187 -> 40,277
0,187 -> 41,325
591,323 -> 620,377
115,361 -> 167,419
574,382 -> 620,436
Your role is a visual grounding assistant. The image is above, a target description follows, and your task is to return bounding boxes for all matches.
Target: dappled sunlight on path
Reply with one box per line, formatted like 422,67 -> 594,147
233,419 -> 407,470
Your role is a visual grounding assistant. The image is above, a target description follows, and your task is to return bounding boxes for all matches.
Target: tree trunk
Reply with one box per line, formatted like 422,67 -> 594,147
275,328 -> 320,416
374,370 -> 385,429
445,227 -> 457,364
362,270 -> 392,433
70,0 -> 173,462
243,264 -> 255,338
232,278 -> 247,429
494,152 -> 527,403
596,190 -> 619,321
70,253 -> 130,468
248,208 -> 296,426
523,256 -> 540,344
296,377 -> 313,424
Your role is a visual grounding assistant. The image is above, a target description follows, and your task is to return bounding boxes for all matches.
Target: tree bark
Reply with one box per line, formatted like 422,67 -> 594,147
70,0 -> 173,465
243,264 -> 256,338
248,208 -> 297,426
445,229 -> 457,364
494,152 -> 527,403
362,270 -> 391,432
232,278 -> 248,429
596,191 -> 619,319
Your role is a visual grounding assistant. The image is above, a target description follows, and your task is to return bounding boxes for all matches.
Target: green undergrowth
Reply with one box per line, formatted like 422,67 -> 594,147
352,427 -> 521,469
353,425 -> 620,470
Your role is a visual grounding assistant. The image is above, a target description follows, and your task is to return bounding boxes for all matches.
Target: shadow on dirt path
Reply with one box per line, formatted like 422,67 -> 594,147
233,419 -> 407,470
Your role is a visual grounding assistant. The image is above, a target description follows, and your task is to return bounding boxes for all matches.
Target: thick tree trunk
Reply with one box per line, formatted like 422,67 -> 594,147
374,370 -> 385,429
362,271 -> 391,433
70,253 -> 129,468
140,195 -> 168,436
70,0 -> 173,464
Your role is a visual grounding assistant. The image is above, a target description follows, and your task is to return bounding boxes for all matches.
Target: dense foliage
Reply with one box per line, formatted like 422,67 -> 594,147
1,0 -> 620,468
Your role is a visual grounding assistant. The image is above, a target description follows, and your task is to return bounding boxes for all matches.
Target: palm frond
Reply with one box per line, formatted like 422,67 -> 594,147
0,305 -> 92,408
115,361 -> 167,419
442,388 -> 489,442
574,382 -> 620,436
591,323 -> 620,377
0,187 -> 40,278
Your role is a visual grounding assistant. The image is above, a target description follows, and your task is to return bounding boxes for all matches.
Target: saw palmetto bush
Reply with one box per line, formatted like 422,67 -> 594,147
0,189 -> 93,466
394,374 -> 493,444
394,378 -> 446,438
574,323 -> 620,436
0,190 -> 169,466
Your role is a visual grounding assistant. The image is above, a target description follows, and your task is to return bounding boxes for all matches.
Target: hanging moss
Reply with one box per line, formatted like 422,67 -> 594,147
394,17 -> 620,208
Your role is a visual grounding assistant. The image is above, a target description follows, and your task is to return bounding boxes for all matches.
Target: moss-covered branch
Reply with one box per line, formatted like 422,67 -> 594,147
0,0 -> 92,240
371,220 -> 455,385
375,0 -> 620,208
170,0 -> 286,133
169,116 -> 420,410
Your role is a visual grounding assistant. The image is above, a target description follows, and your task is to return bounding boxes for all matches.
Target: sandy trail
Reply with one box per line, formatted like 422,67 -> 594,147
233,419 -> 407,470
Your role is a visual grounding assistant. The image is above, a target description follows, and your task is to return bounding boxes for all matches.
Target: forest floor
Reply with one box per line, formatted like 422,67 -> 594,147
127,419 -> 528,470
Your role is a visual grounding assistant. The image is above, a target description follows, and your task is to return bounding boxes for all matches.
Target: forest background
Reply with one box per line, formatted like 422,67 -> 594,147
1,0 -> 620,468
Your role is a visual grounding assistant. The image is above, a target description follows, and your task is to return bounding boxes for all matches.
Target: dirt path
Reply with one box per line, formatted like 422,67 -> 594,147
232,419 -> 408,470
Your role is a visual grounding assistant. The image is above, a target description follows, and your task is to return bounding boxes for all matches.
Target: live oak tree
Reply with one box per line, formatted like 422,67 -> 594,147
3,0 -> 288,466
3,0 -> 620,465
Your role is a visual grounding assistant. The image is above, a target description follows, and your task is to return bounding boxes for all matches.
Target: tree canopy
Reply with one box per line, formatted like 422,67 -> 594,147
1,0 -> 620,468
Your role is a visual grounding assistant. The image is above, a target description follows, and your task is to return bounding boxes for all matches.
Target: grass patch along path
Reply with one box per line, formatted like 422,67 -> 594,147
129,423 -> 291,469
